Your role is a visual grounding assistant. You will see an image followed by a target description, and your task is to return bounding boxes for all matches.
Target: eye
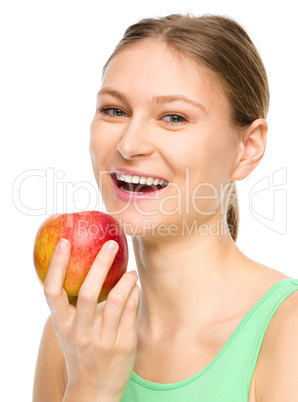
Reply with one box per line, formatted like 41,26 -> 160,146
97,107 -> 188,126
97,107 -> 128,117
162,114 -> 187,125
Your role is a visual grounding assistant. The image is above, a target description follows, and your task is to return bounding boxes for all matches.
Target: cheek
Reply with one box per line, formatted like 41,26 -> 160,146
171,128 -> 235,201
89,135 -> 101,172
209,133 -> 236,185
194,124 -> 236,184
89,123 -> 116,165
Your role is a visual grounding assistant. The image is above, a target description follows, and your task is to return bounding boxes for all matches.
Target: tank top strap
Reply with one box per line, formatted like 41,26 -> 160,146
243,277 -> 298,397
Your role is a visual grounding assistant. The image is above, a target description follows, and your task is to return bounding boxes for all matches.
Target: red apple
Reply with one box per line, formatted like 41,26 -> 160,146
33,211 -> 128,304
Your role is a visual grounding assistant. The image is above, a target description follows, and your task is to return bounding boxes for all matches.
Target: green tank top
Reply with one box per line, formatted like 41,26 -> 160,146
121,277 -> 298,402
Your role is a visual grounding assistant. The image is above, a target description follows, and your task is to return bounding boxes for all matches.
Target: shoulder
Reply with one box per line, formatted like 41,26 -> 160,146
255,289 -> 298,401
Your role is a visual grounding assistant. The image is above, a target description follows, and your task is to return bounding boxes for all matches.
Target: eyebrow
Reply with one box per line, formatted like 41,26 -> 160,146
97,87 -> 207,113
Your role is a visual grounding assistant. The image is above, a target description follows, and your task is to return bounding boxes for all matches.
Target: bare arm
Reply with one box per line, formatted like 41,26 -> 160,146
255,294 -> 298,401
33,314 -> 67,402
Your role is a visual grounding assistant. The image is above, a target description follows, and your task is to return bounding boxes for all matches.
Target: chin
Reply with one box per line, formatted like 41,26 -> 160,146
106,208 -> 159,237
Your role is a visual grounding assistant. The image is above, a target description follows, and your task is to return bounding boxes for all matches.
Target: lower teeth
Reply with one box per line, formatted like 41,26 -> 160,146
120,182 -> 158,193
121,187 -> 139,194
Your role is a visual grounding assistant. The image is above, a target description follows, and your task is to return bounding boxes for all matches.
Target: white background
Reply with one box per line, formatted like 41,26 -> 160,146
2,0 -> 297,400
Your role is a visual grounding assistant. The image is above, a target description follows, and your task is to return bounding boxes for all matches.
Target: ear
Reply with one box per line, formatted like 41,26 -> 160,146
231,118 -> 268,181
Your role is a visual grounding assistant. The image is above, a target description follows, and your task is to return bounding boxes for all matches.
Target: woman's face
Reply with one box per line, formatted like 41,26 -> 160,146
90,40 -> 240,237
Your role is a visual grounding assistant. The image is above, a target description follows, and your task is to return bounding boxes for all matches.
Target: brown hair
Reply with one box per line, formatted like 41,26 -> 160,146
102,13 -> 270,242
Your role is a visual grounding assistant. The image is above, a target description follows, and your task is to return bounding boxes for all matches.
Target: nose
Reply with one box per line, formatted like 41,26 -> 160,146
117,118 -> 155,160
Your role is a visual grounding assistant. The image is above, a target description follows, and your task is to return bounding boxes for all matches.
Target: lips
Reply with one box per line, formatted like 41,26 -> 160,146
110,172 -> 169,202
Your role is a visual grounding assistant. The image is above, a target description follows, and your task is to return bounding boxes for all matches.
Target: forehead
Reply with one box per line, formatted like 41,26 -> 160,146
102,40 -> 228,111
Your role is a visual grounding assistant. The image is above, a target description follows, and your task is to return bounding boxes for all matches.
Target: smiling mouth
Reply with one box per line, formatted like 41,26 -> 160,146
111,173 -> 168,194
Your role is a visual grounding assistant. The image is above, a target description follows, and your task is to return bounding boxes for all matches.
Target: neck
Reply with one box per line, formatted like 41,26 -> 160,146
132,228 -> 248,341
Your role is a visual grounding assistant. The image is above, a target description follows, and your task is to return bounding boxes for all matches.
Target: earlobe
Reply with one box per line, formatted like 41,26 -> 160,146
231,118 -> 268,181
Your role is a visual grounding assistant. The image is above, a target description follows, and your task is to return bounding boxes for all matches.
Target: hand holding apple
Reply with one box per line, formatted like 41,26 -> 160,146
33,211 -> 129,304
40,214 -> 140,401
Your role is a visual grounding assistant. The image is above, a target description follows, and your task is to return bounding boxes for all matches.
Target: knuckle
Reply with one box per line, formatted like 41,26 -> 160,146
78,289 -> 97,305
125,298 -> 138,312
108,288 -> 126,308
99,341 -> 112,353
118,337 -> 137,354
127,337 -> 138,352
73,333 -> 89,349
43,285 -> 59,300
95,336 -> 114,352
118,344 -> 130,355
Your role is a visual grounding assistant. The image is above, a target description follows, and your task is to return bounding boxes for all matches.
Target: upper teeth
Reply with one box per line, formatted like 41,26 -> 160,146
115,172 -> 168,186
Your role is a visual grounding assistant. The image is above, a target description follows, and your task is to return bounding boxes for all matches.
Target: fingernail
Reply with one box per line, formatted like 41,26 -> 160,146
56,239 -> 69,251
104,240 -> 118,252
131,270 -> 138,277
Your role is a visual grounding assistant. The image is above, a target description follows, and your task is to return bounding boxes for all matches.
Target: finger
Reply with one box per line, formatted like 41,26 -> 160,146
100,271 -> 139,344
75,240 -> 119,329
118,284 -> 141,341
43,239 -> 71,323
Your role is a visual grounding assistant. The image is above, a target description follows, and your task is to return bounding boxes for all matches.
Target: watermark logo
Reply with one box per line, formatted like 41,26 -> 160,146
249,166 -> 287,234
12,168 -> 100,215
12,166 -> 288,234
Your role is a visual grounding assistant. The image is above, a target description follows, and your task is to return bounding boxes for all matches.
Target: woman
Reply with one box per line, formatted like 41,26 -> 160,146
33,14 -> 298,401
